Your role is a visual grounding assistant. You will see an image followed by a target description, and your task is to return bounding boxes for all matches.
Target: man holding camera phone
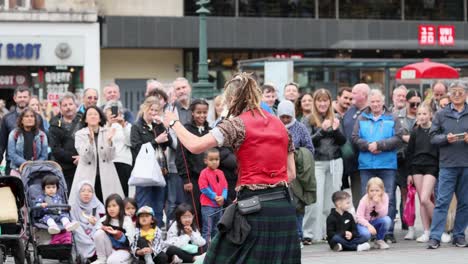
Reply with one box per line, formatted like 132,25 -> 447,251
427,81 -> 468,249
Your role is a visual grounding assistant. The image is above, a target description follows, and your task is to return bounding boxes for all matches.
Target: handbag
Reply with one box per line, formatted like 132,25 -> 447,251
403,183 -> 416,226
128,142 -> 166,187
237,196 -> 261,215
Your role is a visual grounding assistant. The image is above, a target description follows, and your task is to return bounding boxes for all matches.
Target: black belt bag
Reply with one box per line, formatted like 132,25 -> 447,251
237,190 -> 287,215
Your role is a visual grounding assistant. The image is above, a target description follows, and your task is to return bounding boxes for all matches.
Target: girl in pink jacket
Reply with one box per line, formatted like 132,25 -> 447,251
356,177 -> 392,250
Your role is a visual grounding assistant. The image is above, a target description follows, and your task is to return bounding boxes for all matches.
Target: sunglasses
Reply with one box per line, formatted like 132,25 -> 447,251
449,89 -> 466,96
409,102 -> 420,108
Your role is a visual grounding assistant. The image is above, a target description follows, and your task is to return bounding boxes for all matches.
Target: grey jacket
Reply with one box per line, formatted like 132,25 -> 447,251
430,103 -> 468,168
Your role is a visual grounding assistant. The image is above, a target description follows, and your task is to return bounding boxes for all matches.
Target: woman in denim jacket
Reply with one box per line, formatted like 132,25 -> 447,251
7,108 -> 48,175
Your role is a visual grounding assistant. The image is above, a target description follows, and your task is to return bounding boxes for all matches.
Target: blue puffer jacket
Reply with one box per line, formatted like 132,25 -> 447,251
352,107 -> 403,170
7,128 -> 48,170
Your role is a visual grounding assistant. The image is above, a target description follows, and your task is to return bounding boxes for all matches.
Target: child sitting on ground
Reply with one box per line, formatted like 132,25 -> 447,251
131,206 -> 168,264
356,177 -> 392,250
326,191 -> 371,252
36,175 -> 80,234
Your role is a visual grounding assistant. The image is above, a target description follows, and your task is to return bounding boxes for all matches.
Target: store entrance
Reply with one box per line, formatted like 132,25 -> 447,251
0,88 -> 15,111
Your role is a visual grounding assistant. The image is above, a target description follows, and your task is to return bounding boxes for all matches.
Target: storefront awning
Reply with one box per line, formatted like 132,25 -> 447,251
395,58 -> 459,80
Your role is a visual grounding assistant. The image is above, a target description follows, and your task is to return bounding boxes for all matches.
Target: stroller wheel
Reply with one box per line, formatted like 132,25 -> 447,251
0,247 -> 4,264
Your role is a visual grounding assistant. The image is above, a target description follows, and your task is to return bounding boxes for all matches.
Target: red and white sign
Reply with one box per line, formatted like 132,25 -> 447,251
418,25 -> 436,45
438,25 -> 455,46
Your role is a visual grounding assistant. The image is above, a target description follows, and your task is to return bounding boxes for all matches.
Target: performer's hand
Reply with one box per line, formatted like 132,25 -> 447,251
184,183 -> 193,192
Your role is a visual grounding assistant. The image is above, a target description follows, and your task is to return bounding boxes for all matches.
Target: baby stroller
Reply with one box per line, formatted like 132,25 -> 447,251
0,176 -> 28,264
21,161 -> 75,264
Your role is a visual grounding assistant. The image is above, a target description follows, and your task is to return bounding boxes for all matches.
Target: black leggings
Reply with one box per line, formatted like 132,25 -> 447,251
166,246 -> 196,263
137,238 -> 169,263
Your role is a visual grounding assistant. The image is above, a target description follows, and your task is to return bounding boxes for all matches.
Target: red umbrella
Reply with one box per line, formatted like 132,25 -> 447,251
395,58 -> 459,80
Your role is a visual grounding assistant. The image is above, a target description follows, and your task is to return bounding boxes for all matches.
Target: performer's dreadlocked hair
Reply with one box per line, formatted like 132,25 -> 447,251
224,72 -> 265,118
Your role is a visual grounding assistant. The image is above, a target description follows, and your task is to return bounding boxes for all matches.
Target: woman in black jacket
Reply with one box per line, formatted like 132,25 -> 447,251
130,96 -> 172,227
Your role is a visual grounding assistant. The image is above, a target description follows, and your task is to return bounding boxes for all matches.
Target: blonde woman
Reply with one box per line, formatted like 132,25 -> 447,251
302,88 -> 346,244
130,96 -> 172,227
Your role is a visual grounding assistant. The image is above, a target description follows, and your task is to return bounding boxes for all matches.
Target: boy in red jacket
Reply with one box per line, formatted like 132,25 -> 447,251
198,148 -> 228,242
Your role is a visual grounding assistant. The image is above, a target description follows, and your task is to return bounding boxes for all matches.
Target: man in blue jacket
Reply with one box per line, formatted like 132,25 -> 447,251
427,81 -> 468,249
352,88 -> 403,242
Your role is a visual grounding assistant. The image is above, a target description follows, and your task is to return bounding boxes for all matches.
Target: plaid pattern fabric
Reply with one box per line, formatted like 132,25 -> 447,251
204,188 -> 301,264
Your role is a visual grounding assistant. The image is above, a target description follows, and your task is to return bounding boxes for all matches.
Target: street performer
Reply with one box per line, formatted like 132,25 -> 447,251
163,73 -> 300,263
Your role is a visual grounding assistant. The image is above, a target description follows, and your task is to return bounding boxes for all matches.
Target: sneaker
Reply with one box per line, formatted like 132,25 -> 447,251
357,242 -> 371,252
374,240 -> 390,250
300,242 -> 304,249
441,232 -> 452,243
416,232 -> 430,243
65,221 -> 80,232
193,253 -> 206,264
171,255 -> 183,264
384,234 -> 397,244
302,238 -> 312,246
404,227 -> 416,240
452,237 -> 467,247
333,243 -> 343,252
48,225 -> 60,235
427,239 -> 440,249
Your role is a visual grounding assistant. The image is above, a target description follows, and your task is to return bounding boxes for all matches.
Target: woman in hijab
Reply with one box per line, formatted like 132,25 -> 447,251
70,181 -> 105,263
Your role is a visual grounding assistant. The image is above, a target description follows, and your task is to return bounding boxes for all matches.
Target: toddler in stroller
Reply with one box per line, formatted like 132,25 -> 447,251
35,175 -> 79,234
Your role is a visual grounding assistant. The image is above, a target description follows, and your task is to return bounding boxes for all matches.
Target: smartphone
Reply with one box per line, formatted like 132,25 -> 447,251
454,133 -> 465,140
111,105 -> 118,116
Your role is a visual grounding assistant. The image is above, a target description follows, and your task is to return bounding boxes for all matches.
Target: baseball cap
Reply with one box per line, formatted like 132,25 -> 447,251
136,206 -> 154,217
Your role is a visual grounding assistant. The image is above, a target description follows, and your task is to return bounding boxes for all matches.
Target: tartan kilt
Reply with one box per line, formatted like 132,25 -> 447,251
203,187 -> 301,264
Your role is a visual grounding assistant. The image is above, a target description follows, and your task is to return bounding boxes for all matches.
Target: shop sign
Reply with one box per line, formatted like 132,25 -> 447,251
0,74 -> 28,88
45,71 -> 72,102
400,70 -> 416,80
0,43 -> 41,60
418,25 -> 455,46
438,25 -> 455,46
0,36 -> 84,66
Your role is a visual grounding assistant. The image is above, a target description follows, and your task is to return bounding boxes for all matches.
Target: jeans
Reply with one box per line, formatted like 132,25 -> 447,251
201,206 -> 222,242
296,213 -> 304,240
360,169 -> 396,235
136,186 -> 166,228
430,167 -> 468,241
358,216 -> 392,241
165,173 -> 185,223
330,226 -> 370,251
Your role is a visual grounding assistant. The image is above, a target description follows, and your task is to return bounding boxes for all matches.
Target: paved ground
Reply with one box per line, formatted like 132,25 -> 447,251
5,229 -> 467,264
4,187 -> 466,263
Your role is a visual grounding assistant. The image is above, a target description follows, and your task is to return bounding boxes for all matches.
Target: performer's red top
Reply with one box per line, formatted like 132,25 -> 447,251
236,110 -> 289,186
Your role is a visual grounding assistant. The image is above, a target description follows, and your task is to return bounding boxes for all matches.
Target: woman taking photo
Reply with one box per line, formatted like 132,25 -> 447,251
130,96 -> 172,227
302,88 -> 346,245
70,106 -> 124,204
8,108 -> 48,176
164,73 -> 299,263
103,100 -> 133,197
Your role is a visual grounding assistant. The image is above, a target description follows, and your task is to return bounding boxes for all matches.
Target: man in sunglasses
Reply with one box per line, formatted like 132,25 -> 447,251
427,81 -> 468,249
